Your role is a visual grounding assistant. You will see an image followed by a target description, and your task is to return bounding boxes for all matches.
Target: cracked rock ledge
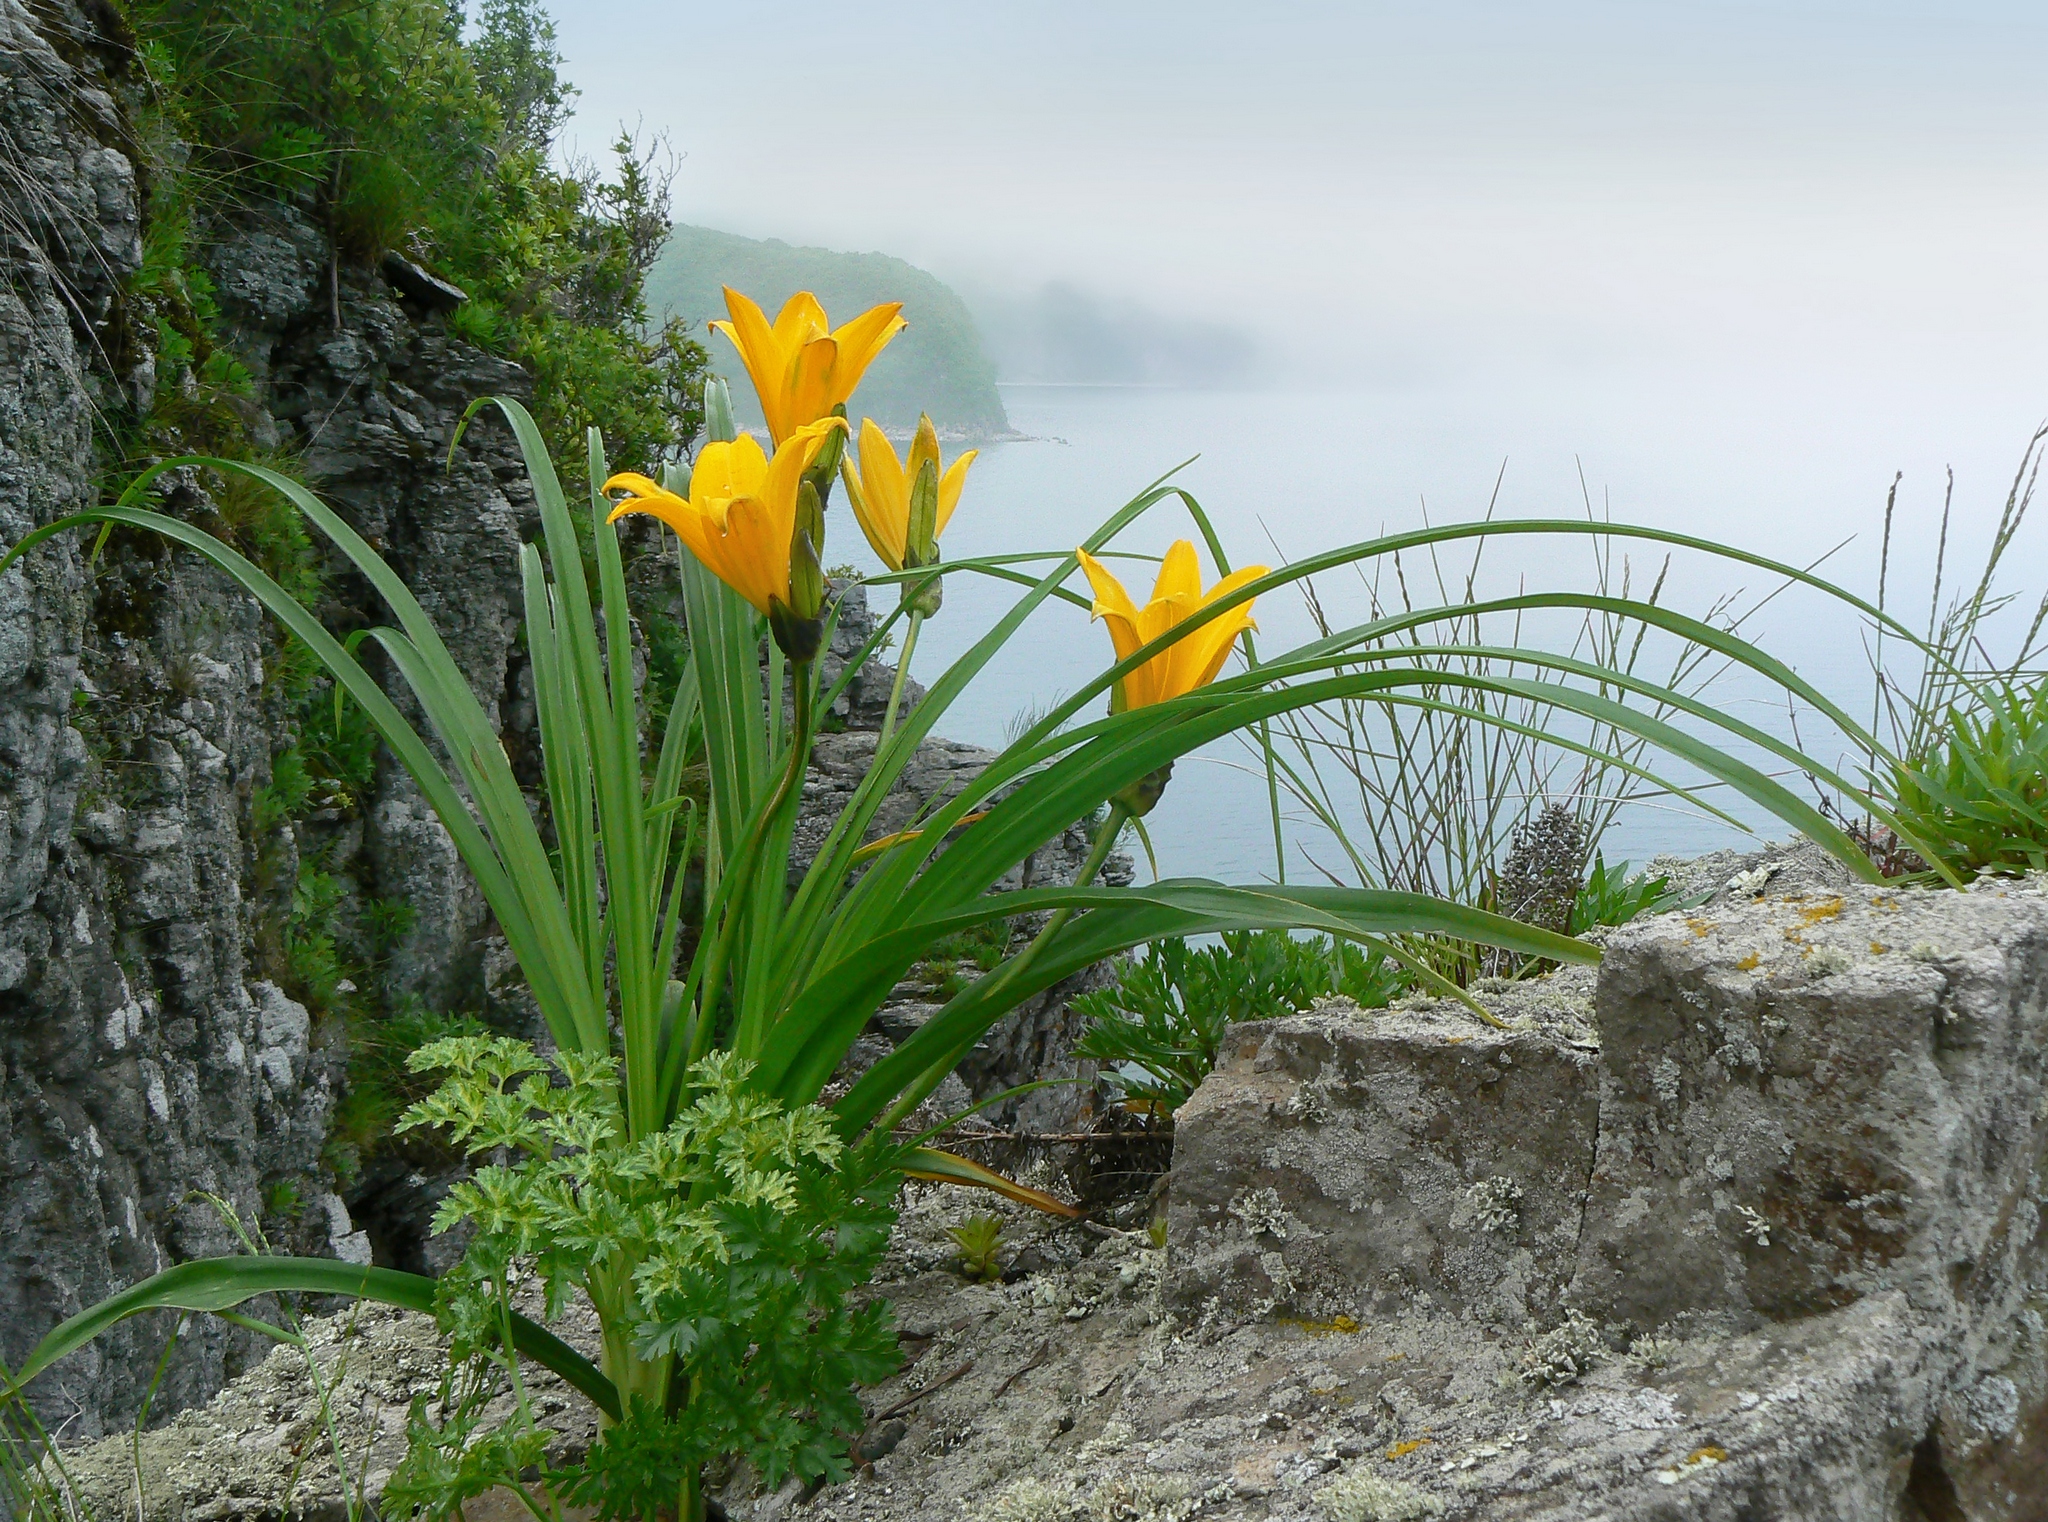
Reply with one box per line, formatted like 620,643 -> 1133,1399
46,871 -> 2048,1520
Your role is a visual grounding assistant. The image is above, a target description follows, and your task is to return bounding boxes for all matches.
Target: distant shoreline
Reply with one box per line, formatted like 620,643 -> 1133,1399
873,425 -> 1059,446
994,380 -> 1183,390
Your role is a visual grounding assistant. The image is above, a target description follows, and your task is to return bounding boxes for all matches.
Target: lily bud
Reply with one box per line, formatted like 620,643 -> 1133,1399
903,561 -> 945,619
900,453 -> 946,616
768,594 -> 825,663
795,476 -> 827,569
802,403 -> 849,506
906,455 -> 940,568
1112,761 -> 1175,819
771,480 -> 830,663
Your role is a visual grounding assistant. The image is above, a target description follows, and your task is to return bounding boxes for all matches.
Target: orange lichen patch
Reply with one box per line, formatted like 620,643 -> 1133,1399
1796,898 -> 1845,926
1387,1439 -> 1433,1459
1685,1445 -> 1728,1466
1280,1314 -> 1362,1337
1870,942 -> 1889,955
1736,952 -> 1761,971
1686,918 -> 1715,938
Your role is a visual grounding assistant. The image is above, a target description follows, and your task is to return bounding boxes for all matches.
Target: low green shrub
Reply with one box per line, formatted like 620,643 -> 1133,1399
1074,931 -> 1407,1113
1886,678 -> 2048,879
1570,854 -> 1680,934
385,1044 -> 901,1516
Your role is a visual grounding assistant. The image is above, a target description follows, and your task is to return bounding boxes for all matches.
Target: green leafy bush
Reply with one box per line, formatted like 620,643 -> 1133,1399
1886,678 -> 2048,879
122,0 -> 706,483
387,1043 -> 900,1515
1570,854 -> 1680,935
1075,932 -> 1407,1113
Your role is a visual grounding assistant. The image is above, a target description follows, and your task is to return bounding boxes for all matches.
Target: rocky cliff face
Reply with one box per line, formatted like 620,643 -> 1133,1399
0,0 -> 1123,1436
0,0 -> 540,1434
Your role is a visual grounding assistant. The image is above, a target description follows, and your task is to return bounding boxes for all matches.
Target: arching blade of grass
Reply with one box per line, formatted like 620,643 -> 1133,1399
902,1149 -> 1081,1217
2,1258 -> 619,1421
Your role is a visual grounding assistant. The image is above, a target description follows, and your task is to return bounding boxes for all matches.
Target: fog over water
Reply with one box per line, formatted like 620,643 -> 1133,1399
543,2 -> 2048,878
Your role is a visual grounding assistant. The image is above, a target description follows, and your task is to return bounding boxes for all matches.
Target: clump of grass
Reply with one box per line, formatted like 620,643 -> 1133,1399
1571,854 -> 1680,933
1266,488 -> 1750,971
325,1003 -> 489,1184
1862,427 -> 2048,881
922,919 -> 1012,1001
1885,678 -> 2048,879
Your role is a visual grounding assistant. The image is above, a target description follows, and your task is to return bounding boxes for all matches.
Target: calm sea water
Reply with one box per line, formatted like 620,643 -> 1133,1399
822,381 -> 2044,885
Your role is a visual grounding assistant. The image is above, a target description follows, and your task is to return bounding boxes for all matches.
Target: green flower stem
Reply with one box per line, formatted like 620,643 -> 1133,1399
876,607 -> 923,754
868,801 -> 1129,1140
688,659 -> 816,1073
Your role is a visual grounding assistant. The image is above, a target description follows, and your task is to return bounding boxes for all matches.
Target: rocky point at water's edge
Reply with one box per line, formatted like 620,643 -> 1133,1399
45,854 -> 2048,1519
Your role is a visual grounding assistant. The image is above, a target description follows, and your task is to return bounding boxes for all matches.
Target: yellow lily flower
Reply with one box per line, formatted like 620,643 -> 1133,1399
711,287 -> 907,447
604,418 -> 845,619
1075,541 -> 1268,711
843,416 -> 976,571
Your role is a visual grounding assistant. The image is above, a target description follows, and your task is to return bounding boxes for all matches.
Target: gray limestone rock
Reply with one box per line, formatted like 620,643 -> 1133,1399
41,878 -> 2048,1518
0,0 -> 537,1433
1167,1003 -> 1599,1327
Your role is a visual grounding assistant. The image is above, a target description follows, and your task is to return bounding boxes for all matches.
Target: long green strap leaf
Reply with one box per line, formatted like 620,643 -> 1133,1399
819,881 -> 1593,1126
5,1258 -> 619,1421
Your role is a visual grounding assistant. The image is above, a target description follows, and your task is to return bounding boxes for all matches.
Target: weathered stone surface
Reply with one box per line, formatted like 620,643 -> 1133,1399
1569,882 -> 2048,1336
45,877 -> 2048,1519
41,1299 -> 603,1522
1168,992 -> 1599,1326
65,854 -> 2048,1515
0,0 -> 341,1433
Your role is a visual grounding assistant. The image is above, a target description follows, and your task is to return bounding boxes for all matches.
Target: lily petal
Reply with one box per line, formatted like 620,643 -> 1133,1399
784,337 -> 839,447
854,418 -> 909,569
829,302 -> 908,397
713,289 -> 787,443
1152,540 -> 1203,604
774,291 -> 830,345
935,449 -> 977,540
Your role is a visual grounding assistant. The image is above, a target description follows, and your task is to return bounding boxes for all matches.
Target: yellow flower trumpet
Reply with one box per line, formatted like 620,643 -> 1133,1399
842,415 -> 976,745
711,287 -> 907,447
605,417 -> 846,656
1075,541 -> 1267,712
842,416 -> 976,574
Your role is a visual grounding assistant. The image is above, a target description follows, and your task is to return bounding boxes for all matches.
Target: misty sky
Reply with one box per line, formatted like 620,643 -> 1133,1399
550,2 -> 2048,388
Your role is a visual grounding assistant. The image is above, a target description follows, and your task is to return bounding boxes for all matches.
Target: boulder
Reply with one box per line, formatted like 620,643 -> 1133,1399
48,878 -> 2048,1518
1167,993 -> 1599,1327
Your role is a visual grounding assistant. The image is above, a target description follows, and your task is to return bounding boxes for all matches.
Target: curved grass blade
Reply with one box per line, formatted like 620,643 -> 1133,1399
902,1148 -> 1081,1218
4,1258 -> 619,1421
